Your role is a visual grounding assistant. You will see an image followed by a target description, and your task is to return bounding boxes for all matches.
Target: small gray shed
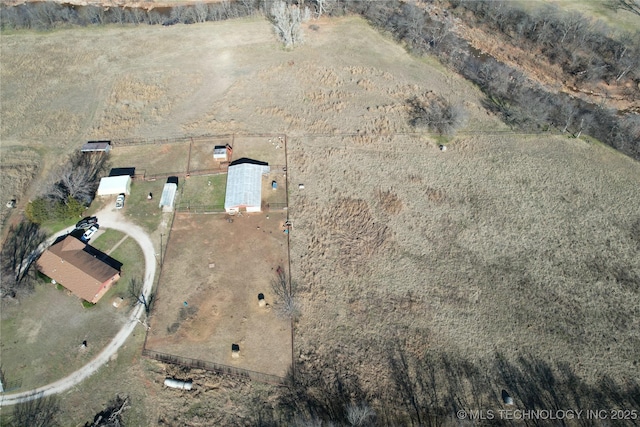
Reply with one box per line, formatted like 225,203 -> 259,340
81,141 -> 111,153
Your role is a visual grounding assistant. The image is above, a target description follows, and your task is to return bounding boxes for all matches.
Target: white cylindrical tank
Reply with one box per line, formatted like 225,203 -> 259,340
164,378 -> 193,390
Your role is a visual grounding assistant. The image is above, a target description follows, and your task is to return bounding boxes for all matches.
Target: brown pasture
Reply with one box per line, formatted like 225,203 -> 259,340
145,211 -> 292,378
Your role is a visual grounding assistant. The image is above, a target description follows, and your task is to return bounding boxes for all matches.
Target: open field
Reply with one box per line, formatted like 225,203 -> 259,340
0,229 -> 143,391
231,135 -> 287,167
1,14 -> 639,425
0,14 -> 497,211
287,132 -> 640,404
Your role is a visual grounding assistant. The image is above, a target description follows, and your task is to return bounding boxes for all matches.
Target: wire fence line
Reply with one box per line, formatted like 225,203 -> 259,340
111,130 -> 552,149
174,204 -> 225,213
141,349 -> 287,385
111,133 -> 289,148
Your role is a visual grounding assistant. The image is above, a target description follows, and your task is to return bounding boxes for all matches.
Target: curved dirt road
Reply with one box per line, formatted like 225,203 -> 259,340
0,207 -> 156,406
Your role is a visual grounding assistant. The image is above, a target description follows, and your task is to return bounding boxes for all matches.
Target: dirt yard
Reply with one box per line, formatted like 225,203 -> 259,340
145,211 -> 292,378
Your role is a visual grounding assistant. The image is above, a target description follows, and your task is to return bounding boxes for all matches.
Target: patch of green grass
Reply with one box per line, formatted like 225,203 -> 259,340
0,281 -> 130,390
36,270 -> 52,284
54,330 -> 151,426
89,229 -> 126,253
82,300 -> 96,308
40,216 -> 81,235
107,236 -> 145,300
123,179 -> 167,233
178,174 -> 227,209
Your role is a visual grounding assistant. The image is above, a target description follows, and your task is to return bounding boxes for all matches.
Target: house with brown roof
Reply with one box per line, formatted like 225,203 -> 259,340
36,235 -> 122,304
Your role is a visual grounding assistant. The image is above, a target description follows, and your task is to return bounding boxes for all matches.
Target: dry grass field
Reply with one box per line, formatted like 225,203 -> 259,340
287,132 -> 640,395
1,14 -> 639,425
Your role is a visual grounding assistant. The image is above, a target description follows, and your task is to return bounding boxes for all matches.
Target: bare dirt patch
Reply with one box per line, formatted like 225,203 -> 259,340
188,136 -> 232,173
145,211 -> 292,378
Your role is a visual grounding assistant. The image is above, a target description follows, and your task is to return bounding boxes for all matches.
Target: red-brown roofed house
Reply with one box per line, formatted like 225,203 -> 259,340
36,235 -> 122,304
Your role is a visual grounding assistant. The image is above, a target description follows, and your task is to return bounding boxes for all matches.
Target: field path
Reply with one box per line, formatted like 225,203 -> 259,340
106,234 -> 129,256
0,207 -> 156,406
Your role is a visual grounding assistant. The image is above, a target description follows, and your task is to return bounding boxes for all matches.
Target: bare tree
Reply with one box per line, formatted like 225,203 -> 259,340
1,219 -> 47,298
46,151 -> 109,206
110,6 -> 125,25
574,114 -> 593,139
271,266 -> 300,319
312,0 -> 335,18
84,394 -> 130,427
0,365 -> 6,393
407,95 -> 467,136
11,394 -> 60,427
608,0 -> 640,16
194,2 -> 208,23
128,277 -> 152,314
270,0 -> 311,48
345,403 -> 375,426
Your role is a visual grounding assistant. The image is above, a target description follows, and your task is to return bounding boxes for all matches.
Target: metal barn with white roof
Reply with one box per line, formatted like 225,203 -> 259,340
96,175 -> 131,196
224,158 -> 270,213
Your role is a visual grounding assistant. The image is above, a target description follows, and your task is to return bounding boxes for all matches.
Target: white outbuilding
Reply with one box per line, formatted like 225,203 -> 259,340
224,158 -> 269,214
213,145 -> 231,161
159,176 -> 178,212
96,175 -> 132,196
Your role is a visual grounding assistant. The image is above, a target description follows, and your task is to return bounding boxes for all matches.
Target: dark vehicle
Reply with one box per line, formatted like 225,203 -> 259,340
76,216 -> 98,230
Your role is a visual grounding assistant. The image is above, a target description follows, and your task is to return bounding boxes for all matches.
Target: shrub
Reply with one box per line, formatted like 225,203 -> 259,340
25,198 -> 51,224
406,94 -> 467,135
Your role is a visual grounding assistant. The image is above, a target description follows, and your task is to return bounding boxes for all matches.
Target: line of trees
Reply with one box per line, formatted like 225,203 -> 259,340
451,0 -> 640,88
343,0 -> 639,159
0,1 -> 262,30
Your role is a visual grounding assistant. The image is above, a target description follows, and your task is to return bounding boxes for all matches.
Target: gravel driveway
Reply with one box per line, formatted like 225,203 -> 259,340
0,206 -> 157,406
